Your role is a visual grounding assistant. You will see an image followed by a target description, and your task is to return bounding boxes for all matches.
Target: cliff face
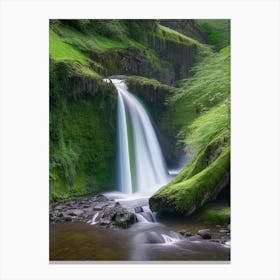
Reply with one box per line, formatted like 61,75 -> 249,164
90,47 -> 175,84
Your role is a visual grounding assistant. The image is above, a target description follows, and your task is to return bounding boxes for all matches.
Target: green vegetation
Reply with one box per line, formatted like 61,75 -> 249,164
49,29 -> 89,62
49,60 -> 117,202
126,75 -> 174,92
156,24 -> 200,46
195,20 -> 230,50
150,43 -> 230,215
192,203 -> 230,225
49,19 -> 230,213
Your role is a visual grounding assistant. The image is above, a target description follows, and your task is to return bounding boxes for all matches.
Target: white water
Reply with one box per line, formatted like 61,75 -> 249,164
105,79 -> 170,194
90,212 -> 99,225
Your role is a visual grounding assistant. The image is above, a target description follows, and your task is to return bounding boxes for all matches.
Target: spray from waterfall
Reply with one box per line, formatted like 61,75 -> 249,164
105,79 -> 170,194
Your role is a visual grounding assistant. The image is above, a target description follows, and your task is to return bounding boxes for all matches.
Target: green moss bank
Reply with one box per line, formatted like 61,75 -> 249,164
50,60 -> 117,202
192,203 -> 230,225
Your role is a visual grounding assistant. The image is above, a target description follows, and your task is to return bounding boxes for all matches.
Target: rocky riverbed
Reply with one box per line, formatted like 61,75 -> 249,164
50,193 -> 231,248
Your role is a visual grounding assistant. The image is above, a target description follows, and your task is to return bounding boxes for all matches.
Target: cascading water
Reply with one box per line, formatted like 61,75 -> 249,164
106,79 -> 170,194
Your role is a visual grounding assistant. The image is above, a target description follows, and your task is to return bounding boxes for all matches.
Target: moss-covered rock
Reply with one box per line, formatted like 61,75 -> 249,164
192,203 -> 230,225
149,145 -> 230,215
50,59 -> 117,202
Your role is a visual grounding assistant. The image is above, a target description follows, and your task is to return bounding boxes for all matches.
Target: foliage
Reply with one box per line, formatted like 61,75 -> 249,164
126,75 -> 174,91
168,45 -> 230,136
149,43 -> 230,215
156,24 -> 200,46
49,60 -> 117,202
195,20 -> 230,50
192,203 -> 230,225
49,29 -> 89,62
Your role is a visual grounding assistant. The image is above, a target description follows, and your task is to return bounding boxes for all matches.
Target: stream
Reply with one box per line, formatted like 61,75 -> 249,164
50,193 -> 230,261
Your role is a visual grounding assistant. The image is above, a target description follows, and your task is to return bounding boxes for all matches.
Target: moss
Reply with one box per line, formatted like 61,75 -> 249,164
49,29 -> 89,62
114,221 -> 128,229
192,203 -> 230,225
156,24 -> 200,46
150,146 -> 230,214
195,20 -> 230,50
50,60 -> 117,202
126,75 -> 174,92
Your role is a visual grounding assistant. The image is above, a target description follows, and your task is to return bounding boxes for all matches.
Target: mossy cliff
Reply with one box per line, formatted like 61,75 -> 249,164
50,60 -> 117,202
149,45 -> 230,216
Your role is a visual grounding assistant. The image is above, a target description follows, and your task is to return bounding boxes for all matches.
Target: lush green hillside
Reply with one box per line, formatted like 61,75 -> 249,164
49,19 -> 202,202
49,18 -> 230,220
149,45 -> 230,216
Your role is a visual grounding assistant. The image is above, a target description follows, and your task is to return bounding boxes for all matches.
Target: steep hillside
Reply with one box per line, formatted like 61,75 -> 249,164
150,45 -> 230,215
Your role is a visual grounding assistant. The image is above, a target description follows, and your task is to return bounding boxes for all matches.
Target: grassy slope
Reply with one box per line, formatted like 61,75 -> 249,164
195,20 -> 230,50
126,75 -> 174,92
50,20 -> 200,76
149,45 -> 230,216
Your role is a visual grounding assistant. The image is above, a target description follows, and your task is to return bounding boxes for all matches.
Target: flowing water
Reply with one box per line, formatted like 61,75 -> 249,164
105,79 -> 170,194
50,195 -> 230,261
50,79 -> 230,261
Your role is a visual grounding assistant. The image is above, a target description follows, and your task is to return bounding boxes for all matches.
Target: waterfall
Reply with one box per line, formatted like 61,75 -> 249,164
105,79 -> 169,194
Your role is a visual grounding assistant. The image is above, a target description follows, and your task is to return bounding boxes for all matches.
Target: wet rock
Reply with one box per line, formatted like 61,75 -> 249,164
58,212 -> 64,218
197,229 -> 211,239
178,230 -> 192,237
134,206 -> 144,213
219,229 -> 229,234
209,239 -> 221,243
67,209 -> 84,216
54,205 -> 64,210
64,215 -> 72,222
189,234 -> 203,241
99,202 -> 137,228
94,202 -> 110,211
93,194 -> 109,202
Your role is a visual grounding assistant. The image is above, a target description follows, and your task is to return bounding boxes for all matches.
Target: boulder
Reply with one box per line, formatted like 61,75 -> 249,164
197,229 -> 211,239
66,209 -> 84,217
99,202 -> 137,228
178,230 -> 192,237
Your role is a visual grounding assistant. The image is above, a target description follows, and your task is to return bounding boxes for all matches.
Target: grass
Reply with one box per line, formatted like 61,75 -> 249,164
195,20 -> 230,50
149,43 -> 230,216
156,24 -> 200,46
49,29 -> 89,62
168,45 -> 230,132
126,75 -> 174,91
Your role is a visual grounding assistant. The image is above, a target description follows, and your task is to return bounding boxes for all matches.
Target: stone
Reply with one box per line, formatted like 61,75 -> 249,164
178,230 -> 192,237
189,234 -> 203,241
93,202 -> 109,211
219,229 -> 229,234
66,209 -> 84,216
197,229 -> 211,239
64,216 -> 72,222
54,205 -> 64,210
98,202 -> 137,228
